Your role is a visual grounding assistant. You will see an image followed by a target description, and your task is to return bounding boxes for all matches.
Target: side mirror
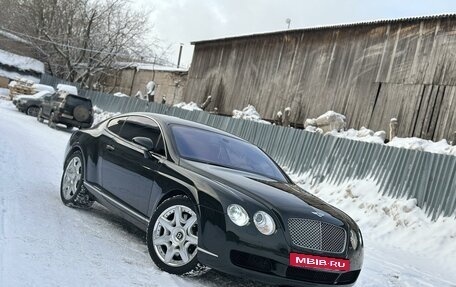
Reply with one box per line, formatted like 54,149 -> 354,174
132,137 -> 155,157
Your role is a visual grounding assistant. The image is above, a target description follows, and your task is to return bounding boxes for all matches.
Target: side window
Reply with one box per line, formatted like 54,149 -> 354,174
107,117 -> 127,135
120,116 -> 166,156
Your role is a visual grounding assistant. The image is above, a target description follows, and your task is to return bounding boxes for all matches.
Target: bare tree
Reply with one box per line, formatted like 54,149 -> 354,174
2,0 -> 164,88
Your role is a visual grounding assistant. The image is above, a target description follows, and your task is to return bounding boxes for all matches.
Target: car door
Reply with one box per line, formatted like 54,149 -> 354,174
101,115 -> 165,215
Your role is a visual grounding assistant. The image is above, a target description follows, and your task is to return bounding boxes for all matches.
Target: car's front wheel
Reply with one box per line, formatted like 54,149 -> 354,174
60,151 -> 94,208
147,195 -> 200,275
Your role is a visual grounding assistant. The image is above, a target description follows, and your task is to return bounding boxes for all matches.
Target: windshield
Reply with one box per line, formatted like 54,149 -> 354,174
171,125 -> 288,182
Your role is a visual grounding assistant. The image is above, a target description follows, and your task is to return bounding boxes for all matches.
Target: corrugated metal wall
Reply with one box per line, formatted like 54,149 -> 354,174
41,74 -> 456,219
184,16 -> 456,141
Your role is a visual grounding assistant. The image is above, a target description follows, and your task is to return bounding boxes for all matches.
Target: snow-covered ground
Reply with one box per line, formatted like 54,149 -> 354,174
1,99 -> 455,286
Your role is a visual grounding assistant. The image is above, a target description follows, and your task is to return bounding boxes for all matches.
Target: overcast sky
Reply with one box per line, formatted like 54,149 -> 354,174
142,0 -> 456,68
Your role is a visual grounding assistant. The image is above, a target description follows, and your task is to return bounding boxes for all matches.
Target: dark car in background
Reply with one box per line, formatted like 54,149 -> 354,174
61,113 -> 363,287
38,91 -> 93,129
14,91 -> 52,116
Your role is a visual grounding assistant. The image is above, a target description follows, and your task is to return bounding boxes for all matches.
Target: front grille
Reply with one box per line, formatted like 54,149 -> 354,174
286,267 -> 360,285
288,218 -> 346,253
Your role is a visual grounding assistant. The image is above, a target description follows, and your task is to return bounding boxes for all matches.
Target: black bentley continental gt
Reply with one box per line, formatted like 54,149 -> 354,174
61,112 -> 363,286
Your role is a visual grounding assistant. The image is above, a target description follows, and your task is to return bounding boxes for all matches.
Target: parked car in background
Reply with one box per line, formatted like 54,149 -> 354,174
61,113 -> 364,287
12,84 -> 55,105
38,88 -> 93,129
15,90 -> 52,116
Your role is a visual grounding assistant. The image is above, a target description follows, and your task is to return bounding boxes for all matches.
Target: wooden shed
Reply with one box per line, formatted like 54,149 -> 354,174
184,14 -> 456,141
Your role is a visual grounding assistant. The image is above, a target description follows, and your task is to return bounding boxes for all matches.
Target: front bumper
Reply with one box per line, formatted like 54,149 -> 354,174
197,205 -> 363,286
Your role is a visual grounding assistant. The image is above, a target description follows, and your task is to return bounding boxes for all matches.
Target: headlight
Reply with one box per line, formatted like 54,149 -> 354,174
350,229 -> 358,250
253,211 -> 276,235
227,204 -> 249,226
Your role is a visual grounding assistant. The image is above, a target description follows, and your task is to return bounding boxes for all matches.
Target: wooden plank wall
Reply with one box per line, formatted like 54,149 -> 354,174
183,17 -> 456,141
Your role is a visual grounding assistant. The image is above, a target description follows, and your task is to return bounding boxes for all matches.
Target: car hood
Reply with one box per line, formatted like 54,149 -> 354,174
181,160 -> 357,228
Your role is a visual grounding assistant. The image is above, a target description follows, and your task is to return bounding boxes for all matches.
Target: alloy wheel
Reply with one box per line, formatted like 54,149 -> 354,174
152,205 -> 198,267
62,157 -> 82,200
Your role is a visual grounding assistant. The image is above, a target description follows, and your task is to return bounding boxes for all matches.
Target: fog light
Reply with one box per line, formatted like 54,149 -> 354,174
227,204 -> 249,226
253,211 -> 276,235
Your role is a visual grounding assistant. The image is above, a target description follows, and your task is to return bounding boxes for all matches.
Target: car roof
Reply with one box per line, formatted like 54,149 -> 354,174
120,112 -> 246,141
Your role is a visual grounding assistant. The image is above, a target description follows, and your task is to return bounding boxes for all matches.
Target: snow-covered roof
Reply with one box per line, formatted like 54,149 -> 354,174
192,14 -> 456,44
116,62 -> 187,73
0,69 -> 39,83
0,49 -> 44,74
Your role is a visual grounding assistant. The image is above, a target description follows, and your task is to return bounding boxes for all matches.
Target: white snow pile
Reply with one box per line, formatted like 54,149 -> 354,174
326,127 -> 386,144
232,105 -> 271,124
387,137 -> 456,156
113,92 -> 129,98
57,84 -> 78,95
305,111 -> 346,132
92,106 -> 119,126
291,173 -> 456,268
0,48 -> 44,73
173,101 -> 202,111
0,87 -> 9,99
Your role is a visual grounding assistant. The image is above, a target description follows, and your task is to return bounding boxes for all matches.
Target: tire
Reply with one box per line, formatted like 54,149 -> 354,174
60,151 -> 94,209
48,111 -> 56,128
73,105 -> 90,121
147,195 -> 200,275
37,108 -> 44,123
26,106 -> 40,117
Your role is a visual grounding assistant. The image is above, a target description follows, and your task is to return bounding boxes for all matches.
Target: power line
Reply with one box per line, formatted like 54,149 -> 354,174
0,26 -> 172,64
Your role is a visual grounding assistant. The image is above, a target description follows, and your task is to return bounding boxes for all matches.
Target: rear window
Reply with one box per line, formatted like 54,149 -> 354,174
66,95 -> 92,107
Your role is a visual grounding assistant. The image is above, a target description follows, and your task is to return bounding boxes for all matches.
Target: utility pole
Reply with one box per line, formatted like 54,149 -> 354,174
286,18 -> 291,29
177,43 -> 183,68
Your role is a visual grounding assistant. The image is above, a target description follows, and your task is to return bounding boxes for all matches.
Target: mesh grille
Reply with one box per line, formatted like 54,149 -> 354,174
288,218 -> 346,253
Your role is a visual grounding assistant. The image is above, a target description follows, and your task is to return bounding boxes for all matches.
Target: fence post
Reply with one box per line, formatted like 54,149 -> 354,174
389,118 -> 398,139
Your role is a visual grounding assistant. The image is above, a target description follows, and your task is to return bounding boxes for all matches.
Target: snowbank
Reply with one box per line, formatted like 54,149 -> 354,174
232,105 -> 271,124
92,106 -> 119,126
113,92 -> 129,98
173,102 -> 202,111
326,127 -> 386,144
305,111 -> 346,132
291,173 -> 456,268
387,137 -> 456,156
0,48 -> 44,74
0,87 -> 9,98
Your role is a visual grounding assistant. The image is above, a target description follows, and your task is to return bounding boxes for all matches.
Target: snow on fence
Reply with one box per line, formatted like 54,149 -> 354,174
40,74 -> 456,219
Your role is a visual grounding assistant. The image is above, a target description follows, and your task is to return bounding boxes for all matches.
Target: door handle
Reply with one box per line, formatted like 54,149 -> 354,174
106,144 -> 115,151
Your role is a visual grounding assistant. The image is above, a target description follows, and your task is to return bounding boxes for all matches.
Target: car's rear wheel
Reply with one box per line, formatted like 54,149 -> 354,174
26,106 -> 40,117
147,195 -> 200,275
60,151 -> 94,208
37,108 -> 44,123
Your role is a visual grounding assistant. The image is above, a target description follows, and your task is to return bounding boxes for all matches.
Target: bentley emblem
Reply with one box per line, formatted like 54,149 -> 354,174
312,211 -> 325,218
